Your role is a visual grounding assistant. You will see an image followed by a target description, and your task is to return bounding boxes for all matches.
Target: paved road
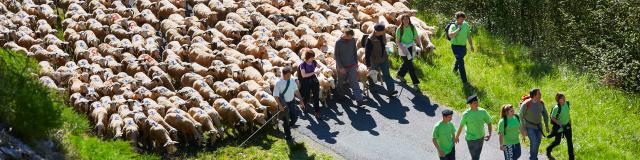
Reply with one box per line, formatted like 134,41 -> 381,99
289,83 -> 543,160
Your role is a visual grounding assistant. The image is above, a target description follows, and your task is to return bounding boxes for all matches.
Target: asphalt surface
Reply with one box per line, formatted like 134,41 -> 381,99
289,83 -> 543,160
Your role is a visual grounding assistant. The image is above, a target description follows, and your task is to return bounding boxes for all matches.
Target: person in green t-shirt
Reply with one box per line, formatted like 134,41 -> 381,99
546,93 -> 575,160
433,109 -> 456,160
395,14 -> 424,91
499,104 -> 526,160
454,95 -> 492,160
447,11 -> 474,85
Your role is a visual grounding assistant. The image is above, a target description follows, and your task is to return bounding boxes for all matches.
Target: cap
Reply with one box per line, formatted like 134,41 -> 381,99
467,95 -> 478,104
374,24 -> 385,31
442,109 -> 454,116
282,66 -> 292,75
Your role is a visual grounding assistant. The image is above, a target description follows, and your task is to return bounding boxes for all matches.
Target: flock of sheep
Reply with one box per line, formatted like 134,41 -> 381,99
0,0 -> 434,154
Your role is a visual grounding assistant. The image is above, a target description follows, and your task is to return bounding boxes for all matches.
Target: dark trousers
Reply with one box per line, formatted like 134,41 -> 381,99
440,146 -> 456,160
467,139 -> 484,160
280,101 -> 298,140
546,124 -> 574,160
397,46 -> 420,84
504,143 -> 522,160
300,76 -> 320,113
451,45 -> 468,83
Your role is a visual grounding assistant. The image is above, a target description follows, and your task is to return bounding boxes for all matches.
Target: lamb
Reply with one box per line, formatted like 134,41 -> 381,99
254,91 -> 278,114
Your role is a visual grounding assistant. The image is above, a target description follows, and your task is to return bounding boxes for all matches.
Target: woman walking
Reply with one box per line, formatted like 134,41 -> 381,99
499,104 -> 526,160
395,14 -> 424,91
299,52 -> 322,117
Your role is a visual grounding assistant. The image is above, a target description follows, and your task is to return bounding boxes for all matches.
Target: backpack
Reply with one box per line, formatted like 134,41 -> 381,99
502,115 -> 520,136
444,19 -> 456,41
519,95 -> 544,113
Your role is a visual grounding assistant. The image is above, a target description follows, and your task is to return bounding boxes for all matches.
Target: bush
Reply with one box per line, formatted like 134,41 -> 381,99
413,0 -> 640,92
0,49 -> 64,140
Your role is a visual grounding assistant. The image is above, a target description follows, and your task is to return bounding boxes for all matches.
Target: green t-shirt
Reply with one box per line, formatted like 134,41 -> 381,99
448,21 -> 471,46
498,116 -> 521,145
460,108 -> 492,141
395,25 -> 418,44
432,121 -> 456,154
551,103 -> 571,131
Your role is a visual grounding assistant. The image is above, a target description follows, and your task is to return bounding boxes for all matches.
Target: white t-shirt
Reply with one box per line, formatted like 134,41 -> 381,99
272,78 -> 298,102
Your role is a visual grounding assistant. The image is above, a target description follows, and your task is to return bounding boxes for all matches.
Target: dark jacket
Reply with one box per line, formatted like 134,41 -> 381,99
334,38 -> 358,69
365,35 -> 387,67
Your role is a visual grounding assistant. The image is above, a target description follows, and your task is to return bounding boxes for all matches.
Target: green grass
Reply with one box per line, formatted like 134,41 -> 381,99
388,12 -> 640,159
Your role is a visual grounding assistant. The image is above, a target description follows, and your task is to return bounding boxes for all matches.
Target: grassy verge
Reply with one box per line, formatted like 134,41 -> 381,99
389,12 -> 640,159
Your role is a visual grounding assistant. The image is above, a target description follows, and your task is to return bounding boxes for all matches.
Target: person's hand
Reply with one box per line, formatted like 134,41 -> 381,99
500,145 -> 506,151
484,135 -> 491,141
299,101 -> 305,110
454,137 -> 459,144
279,105 -> 285,112
438,150 -> 444,157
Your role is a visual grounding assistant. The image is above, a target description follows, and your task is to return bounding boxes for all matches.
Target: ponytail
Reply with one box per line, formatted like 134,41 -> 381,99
500,104 -> 514,135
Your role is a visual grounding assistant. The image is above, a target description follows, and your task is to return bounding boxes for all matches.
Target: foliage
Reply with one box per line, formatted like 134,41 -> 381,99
413,0 -> 640,92
0,49 -> 63,140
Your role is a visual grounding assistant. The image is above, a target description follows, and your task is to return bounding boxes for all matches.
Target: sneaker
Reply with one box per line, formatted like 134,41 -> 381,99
387,90 -> 398,97
356,100 -> 367,106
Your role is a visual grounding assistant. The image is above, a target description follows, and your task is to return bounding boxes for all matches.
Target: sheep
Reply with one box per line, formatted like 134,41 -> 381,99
193,3 -> 219,27
146,109 -> 178,135
188,107 -> 220,145
192,79 -> 223,101
109,114 -> 125,139
180,73 -> 204,88
144,119 -> 179,154
212,98 -> 247,129
122,117 -> 140,146
91,102 -> 109,136
237,91 -> 268,113
230,98 -> 267,129
164,112 -> 204,145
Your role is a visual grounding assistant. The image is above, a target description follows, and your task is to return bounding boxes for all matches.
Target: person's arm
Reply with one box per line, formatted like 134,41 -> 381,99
499,134 -> 504,150
300,65 -> 317,78
294,90 -> 304,109
432,138 -> 444,157
395,28 -> 404,55
454,118 -> 464,143
413,27 -> 423,49
364,38 -> 373,67
273,83 -> 284,111
448,24 -> 461,38
334,42 -> 344,69
519,103 -> 526,134
542,103 -> 550,131
468,32 -> 474,52
485,111 -> 493,141
550,106 -> 560,126
498,120 -> 504,150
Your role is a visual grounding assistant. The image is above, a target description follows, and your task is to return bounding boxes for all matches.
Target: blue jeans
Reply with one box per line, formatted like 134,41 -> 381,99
504,143 -> 522,160
451,45 -> 468,83
370,61 -> 395,92
527,128 -> 542,160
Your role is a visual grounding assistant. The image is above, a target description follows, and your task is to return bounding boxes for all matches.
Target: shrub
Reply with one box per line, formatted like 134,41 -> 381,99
0,49 -> 63,140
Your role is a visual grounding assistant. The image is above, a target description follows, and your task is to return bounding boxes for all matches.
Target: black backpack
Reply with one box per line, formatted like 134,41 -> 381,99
444,19 -> 456,41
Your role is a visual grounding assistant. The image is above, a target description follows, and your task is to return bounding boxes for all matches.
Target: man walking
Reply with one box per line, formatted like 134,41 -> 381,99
433,109 -> 456,160
334,29 -> 366,106
454,95 -> 492,160
520,88 -> 550,160
273,67 -> 305,144
365,24 -> 397,97
447,11 -> 474,85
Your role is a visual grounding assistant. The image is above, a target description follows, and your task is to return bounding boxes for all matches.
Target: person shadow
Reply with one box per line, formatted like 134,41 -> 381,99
367,84 -> 410,124
396,83 -> 439,117
341,100 -> 380,136
298,103 -> 341,144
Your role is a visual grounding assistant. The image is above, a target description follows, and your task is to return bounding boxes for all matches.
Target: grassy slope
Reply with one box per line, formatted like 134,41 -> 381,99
388,12 -> 640,159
